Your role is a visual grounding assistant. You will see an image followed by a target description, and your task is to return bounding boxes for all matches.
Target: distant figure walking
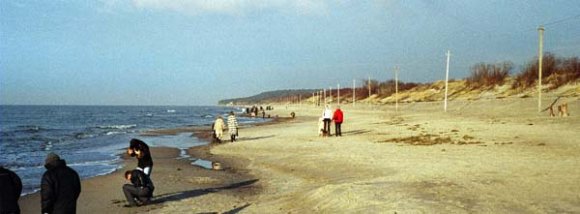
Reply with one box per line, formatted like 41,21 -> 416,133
41,152 -> 81,214
122,169 -> 155,208
333,106 -> 344,137
227,111 -> 239,142
127,139 -> 153,176
322,105 -> 333,136
0,166 -> 22,214
213,115 -> 226,143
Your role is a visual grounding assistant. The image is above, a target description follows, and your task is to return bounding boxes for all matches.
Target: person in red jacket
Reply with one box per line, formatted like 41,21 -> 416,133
332,106 -> 344,137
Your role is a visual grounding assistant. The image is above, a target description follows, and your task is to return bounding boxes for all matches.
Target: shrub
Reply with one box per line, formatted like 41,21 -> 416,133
512,53 -> 580,89
466,61 -> 513,88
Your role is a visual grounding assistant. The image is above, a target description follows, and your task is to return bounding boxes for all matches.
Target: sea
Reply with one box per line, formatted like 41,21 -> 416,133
0,105 -> 264,195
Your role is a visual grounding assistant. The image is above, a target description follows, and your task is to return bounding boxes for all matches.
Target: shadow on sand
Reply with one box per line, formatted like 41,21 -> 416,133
237,135 -> 275,141
149,179 -> 259,205
342,129 -> 371,136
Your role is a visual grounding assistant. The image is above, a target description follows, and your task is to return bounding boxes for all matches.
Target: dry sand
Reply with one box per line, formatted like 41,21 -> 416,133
161,97 -> 580,213
19,97 -> 580,213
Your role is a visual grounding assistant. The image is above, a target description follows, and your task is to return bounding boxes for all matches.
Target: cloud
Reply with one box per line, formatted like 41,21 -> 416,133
130,0 -> 330,16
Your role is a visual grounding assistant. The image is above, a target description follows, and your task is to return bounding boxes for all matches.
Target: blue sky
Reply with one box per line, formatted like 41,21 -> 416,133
1,0 -> 579,105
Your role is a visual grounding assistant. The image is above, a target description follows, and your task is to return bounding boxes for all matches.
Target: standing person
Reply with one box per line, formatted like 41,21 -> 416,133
332,106 -> 344,137
213,115 -> 226,143
322,105 -> 333,136
227,111 -> 239,143
41,152 -> 81,214
0,166 -> 22,214
122,169 -> 154,208
127,139 -> 153,176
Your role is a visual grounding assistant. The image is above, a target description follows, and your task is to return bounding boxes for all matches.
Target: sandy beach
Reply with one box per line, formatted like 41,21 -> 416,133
19,97 -> 580,213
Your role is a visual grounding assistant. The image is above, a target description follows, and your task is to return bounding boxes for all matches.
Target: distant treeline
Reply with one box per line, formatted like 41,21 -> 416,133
219,53 -> 579,105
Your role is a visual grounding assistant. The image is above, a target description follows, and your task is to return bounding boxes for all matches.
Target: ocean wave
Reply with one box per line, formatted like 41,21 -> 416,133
14,125 -> 50,133
96,124 -> 137,130
105,131 -> 123,136
74,132 -> 95,139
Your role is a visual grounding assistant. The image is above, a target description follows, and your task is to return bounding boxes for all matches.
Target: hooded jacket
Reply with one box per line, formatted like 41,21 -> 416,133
0,167 -> 22,214
332,109 -> 344,123
129,139 -> 153,170
129,170 -> 154,196
41,159 -> 81,214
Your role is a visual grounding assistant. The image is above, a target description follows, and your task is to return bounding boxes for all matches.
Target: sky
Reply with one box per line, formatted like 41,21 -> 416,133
1,0 -> 579,106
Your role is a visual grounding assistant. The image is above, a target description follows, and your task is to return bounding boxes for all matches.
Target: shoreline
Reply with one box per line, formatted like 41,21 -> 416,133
18,98 -> 580,213
18,114 -> 282,213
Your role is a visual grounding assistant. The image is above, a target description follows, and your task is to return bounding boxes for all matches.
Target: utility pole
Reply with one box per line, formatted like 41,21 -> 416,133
538,25 -> 544,112
368,76 -> 371,98
444,50 -> 451,112
395,66 -> 399,112
352,79 -> 356,107
323,89 -> 326,105
337,83 -> 340,105
329,87 -> 332,102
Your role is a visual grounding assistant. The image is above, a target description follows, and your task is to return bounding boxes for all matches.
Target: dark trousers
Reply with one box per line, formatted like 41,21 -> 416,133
335,122 -> 342,136
323,119 -> 331,136
123,184 -> 152,206
230,134 -> 237,142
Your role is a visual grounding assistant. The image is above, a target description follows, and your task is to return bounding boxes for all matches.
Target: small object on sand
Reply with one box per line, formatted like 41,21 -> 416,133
212,162 -> 222,170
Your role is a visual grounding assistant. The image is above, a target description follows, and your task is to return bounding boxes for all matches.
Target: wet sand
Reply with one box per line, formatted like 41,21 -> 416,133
19,146 -> 260,214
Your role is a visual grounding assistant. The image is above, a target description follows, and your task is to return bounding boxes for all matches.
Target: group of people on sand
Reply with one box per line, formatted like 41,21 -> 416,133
123,138 -> 155,208
246,105 -> 271,119
0,138 -> 154,213
212,111 -> 239,144
319,105 -> 344,137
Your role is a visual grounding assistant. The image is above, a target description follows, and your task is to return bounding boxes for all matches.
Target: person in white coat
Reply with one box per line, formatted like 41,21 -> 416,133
322,105 -> 333,136
213,115 -> 226,143
227,111 -> 239,142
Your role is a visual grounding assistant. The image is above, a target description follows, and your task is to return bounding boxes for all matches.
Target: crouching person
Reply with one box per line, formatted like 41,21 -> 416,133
122,169 -> 154,207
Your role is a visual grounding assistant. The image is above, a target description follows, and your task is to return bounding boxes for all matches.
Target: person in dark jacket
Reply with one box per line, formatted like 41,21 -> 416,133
122,170 -> 154,207
41,153 -> 81,214
0,166 -> 22,214
127,139 -> 153,176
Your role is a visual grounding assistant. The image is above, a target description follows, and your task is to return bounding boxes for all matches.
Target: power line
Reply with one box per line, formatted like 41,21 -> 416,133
543,14 -> 580,26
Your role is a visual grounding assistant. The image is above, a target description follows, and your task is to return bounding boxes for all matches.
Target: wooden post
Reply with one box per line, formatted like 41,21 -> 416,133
368,76 -> 371,98
395,66 -> 399,112
323,89 -> 326,105
337,83 -> 340,105
329,87 -> 332,103
538,25 -> 544,112
352,79 -> 356,107
444,50 -> 451,112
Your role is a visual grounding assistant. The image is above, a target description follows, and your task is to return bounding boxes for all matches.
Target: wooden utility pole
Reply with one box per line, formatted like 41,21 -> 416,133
538,25 -> 544,112
395,66 -> 399,112
444,50 -> 451,112
352,79 -> 356,107
337,83 -> 340,105
323,89 -> 326,105
368,76 -> 371,98
329,87 -> 332,102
